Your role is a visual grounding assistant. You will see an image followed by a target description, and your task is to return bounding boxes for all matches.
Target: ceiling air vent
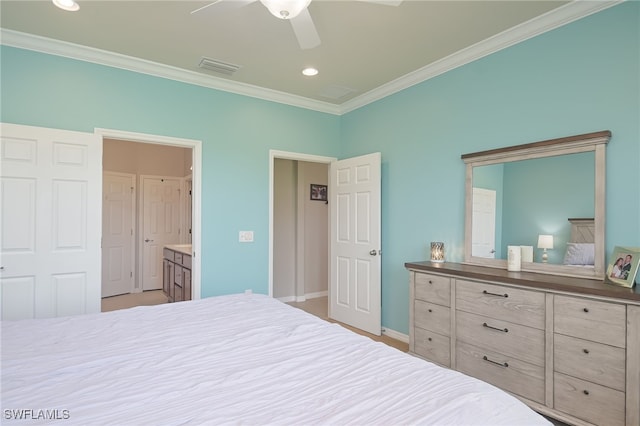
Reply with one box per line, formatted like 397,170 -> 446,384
198,57 -> 241,76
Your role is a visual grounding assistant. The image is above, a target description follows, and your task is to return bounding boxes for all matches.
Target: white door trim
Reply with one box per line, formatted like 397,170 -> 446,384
95,128 -> 202,300
268,150 -> 336,298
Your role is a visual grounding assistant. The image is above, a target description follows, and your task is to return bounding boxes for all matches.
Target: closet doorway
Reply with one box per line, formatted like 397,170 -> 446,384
270,151 -> 334,303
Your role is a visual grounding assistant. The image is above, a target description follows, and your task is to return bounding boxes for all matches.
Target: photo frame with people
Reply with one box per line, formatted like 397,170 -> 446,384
605,246 -> 640,288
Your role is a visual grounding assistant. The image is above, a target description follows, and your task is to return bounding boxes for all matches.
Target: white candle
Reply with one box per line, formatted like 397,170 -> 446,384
507,245 -> 522,272
520,245 -> 534,263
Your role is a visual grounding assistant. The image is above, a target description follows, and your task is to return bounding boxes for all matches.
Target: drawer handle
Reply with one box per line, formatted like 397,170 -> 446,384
428,309 -> 433,313
428,280 -> 433,284
427,337 -> 432,342
583,390 -> 590,396
483,355 -> 508,368
583,307 -> 589,313
583,348 -> 590,354
483,290 -> 508,298
483,322 -> 508,333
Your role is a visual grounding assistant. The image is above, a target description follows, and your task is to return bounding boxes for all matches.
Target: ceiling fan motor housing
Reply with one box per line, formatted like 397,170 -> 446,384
259,0 -> 312,19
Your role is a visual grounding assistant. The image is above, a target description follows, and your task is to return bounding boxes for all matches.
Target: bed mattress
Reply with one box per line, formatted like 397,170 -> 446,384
2,293 -> 550,425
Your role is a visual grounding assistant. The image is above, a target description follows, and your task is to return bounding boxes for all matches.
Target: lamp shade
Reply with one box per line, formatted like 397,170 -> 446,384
537,234 -> 554,250
430,242 -> 445,263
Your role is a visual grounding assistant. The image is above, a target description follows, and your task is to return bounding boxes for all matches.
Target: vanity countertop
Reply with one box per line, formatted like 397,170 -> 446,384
405,261 -> 640,304
164,244 -> 192,256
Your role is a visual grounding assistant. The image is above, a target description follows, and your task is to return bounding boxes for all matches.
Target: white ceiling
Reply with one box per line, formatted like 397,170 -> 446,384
0,1 -> 616,114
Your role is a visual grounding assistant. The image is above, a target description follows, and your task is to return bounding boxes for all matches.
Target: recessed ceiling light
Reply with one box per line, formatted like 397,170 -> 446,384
302,67 -> 319,77
52,0 -> 80,12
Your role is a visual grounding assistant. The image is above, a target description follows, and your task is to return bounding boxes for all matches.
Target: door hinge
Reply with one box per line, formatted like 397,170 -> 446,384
130,271 -> 133,278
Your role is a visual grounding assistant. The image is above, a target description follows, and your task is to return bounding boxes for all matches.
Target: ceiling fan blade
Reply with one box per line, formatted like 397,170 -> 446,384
190,0 -> 256,15
289,8 -> 320,50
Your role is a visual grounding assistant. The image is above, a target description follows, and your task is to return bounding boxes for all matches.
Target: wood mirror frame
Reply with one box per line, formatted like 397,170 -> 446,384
462,131 -> 611,280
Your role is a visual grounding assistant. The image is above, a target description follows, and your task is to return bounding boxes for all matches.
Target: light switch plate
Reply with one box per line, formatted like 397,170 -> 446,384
239,231 -> 254,242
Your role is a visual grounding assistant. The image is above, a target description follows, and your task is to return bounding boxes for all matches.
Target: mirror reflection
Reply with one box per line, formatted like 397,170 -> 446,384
471,152 -> 595,266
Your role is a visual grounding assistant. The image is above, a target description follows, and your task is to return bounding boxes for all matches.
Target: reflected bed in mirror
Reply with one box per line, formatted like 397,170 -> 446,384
462,131 -> 611,280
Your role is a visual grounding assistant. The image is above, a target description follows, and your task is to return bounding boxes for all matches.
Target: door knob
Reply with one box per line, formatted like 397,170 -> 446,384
369,250 -> 377,256
144,238 -> 154,243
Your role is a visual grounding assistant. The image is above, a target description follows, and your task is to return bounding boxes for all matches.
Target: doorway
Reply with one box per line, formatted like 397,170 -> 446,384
97,128 -> 201,308
269,151 -> 335,302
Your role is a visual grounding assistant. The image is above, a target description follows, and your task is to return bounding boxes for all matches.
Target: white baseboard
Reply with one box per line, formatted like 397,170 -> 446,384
278,291 -> 328,304
382,327 -> 409,344
305,290 -> 327,300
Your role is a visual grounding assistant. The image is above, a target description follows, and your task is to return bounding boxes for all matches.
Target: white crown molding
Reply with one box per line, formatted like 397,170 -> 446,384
339,0 -> 623,114
0,1 -> 622,116
0,28 -> 342,116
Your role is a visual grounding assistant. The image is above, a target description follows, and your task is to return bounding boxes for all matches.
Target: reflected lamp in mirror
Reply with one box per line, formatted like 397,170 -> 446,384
537,235 -> 554,263
430,242 -> 445,263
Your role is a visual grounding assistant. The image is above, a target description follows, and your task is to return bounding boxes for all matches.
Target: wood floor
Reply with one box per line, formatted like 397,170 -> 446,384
102,292 -> 409,352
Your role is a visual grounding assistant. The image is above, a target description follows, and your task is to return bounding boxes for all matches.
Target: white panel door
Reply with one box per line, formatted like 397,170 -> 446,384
0,123 -> 101,320
329,153 -> 381,335
141,176 -> 181,291
102,172 -> 135,297
472,187 -> 497,258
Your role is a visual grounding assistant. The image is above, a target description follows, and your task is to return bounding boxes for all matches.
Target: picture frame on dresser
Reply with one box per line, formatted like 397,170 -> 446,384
606,246 -> 640,288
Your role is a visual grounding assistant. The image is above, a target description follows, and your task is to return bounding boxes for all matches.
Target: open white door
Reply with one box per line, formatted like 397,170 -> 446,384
0,123 -> 101,320
329,152 -> 381,335
472,187 -> 497,258
102,172 -> 135,297
140,176 -> 181,291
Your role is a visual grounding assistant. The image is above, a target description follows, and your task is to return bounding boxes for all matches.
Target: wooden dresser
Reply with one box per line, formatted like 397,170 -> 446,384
406,261 -> 640,426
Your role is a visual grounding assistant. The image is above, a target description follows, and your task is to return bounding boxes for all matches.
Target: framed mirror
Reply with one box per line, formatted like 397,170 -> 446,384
462,131 -> 610,280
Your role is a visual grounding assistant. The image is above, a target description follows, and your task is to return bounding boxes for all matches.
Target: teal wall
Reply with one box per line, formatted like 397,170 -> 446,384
1,2 -> 638,334
0,46 -> 342,298
341,2 -> 639,333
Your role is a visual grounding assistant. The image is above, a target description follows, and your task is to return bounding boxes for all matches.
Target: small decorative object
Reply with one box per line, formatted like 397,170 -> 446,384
520,245 -> 534,263
310,184 -> 327,201
537,234 -> 554,263
430,242 -> 445,263
605,246 -> 640,288
507,246 -> 522,271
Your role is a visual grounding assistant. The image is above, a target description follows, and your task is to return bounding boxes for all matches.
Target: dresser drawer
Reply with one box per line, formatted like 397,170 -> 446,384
414,300 -> 450,336
182,254 -> 192,269
456,341 -> 545,404
174,252 -> 183,265
456,310 -> 545,366
413,327 -> 450,367
456,280 -> 545,329
414,272 -> 450,307
554,372 -> 625,426
554,333 -> 625,391
554,295 -> 626,348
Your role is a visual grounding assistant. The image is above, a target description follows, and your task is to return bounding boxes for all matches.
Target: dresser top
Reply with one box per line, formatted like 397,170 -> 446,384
405,261 -> 640,304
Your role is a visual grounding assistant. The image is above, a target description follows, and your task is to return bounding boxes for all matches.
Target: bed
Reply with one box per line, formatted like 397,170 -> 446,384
2,293 -> 550,425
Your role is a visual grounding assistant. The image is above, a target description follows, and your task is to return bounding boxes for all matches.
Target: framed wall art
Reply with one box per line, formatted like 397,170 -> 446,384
310,184 -> 327,202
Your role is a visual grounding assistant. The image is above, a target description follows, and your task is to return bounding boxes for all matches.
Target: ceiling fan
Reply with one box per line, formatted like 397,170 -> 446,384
191,0 -> 403,50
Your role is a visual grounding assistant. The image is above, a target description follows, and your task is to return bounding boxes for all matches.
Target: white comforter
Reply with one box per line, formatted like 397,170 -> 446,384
2,293 -> 550,425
